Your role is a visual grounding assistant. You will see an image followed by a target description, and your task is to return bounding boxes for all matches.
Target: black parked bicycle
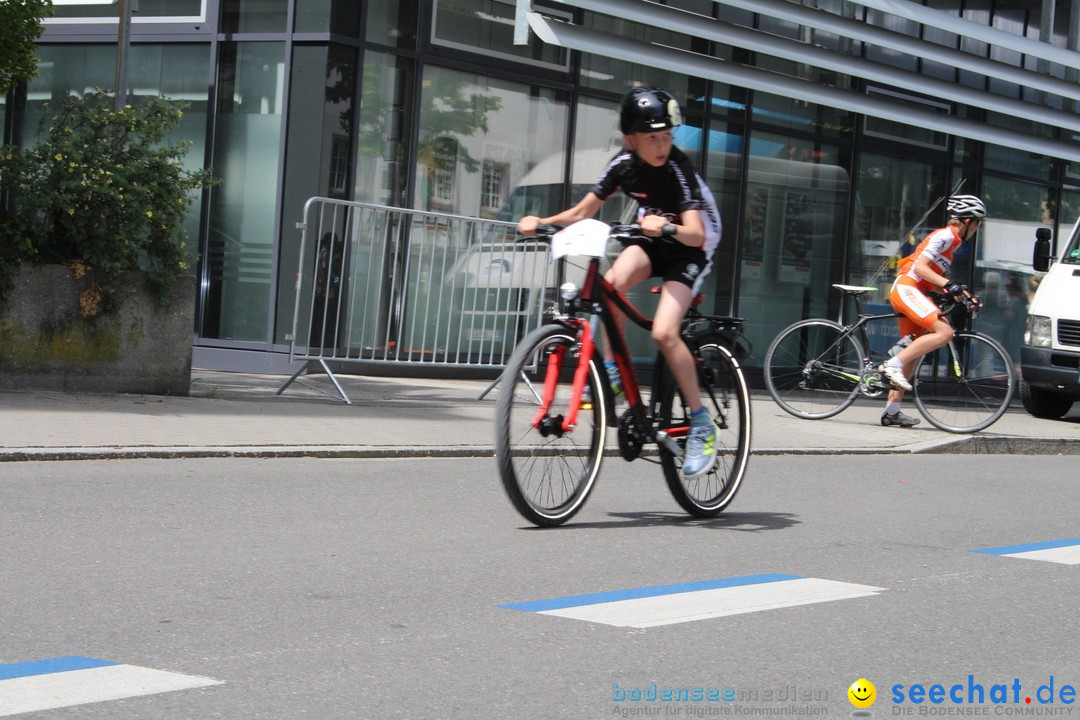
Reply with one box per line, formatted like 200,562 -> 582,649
763,283 -> 1016,433
494,221 -> 752,527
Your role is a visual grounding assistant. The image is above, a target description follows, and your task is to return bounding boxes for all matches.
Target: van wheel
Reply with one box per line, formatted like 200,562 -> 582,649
1019,377 -> 1074,419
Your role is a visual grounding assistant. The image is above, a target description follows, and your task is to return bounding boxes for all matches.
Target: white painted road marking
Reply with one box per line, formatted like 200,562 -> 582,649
0,656 -> 222,717
973,537 -> 1080,565
500,574 -> 886,628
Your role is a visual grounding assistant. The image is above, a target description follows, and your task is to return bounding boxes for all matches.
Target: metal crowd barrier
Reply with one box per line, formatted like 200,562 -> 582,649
277,198 -> 552,403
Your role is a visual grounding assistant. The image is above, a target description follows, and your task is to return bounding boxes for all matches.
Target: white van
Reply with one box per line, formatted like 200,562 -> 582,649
1020,224 -> 1080,418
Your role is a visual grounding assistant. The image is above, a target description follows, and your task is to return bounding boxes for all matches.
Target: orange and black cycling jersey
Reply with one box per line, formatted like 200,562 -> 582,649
896,226 -> 963,293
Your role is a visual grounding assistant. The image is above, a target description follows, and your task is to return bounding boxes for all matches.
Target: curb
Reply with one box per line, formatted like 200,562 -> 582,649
912,435 -> 1080,455
2,437 -> 1077,462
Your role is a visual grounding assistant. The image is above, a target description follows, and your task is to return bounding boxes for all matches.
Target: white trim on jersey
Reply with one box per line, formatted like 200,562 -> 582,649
691,173 -> 722,296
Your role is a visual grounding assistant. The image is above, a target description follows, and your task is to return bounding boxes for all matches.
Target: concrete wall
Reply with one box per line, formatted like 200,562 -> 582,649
0,266 -> 195,395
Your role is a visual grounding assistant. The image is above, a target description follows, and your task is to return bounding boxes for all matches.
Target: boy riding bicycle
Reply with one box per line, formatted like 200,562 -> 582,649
517,86 -> 723,477
879,194 -> 986,427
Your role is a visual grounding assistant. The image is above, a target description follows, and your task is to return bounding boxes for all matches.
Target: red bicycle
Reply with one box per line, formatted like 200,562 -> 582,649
494,220 -> 752,527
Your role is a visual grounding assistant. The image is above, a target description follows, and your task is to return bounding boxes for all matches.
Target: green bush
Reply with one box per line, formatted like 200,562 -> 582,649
0,0 -> 53,95
0,89 -> 217,314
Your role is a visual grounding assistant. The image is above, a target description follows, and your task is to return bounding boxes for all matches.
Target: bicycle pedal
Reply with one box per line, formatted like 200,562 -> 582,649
655,430 -> 684,458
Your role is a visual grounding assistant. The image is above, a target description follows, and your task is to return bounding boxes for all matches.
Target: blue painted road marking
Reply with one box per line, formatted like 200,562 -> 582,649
973,537 -> 1080,565
500,574 -> 886,628
0,656 -> 117,682
499,573 -> 800,613
0,656 -> 221,717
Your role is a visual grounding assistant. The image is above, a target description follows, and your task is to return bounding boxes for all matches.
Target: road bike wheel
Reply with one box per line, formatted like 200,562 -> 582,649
659,341 -> 752,517
494,324 -> 607,526
912,331 -> 1016,433
763,319 -> 864,420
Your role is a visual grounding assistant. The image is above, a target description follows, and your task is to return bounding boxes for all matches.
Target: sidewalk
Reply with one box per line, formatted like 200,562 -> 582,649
1,370 -> 1077,461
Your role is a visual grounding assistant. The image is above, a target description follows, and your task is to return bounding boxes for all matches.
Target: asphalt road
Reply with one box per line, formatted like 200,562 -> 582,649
2,455 -> 1078,719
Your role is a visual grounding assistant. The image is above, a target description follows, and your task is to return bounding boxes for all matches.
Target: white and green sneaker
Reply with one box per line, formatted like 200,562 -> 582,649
580,362 -> 624,408
682,418 -> 719,478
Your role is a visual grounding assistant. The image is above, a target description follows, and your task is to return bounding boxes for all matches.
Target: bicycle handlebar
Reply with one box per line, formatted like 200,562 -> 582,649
937,291 -> 982,320
523,222 -> 651,245
533,223 -> 561,237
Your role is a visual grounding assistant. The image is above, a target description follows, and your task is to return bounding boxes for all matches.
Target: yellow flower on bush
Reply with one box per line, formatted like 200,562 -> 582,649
146,210 -> 154,218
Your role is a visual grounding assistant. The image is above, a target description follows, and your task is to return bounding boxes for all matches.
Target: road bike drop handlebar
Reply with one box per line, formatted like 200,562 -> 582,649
936,290 -> 982,321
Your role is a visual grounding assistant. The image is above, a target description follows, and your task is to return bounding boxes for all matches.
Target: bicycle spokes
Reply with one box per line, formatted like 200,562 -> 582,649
913,333 -> 1015,433
764,320 -> 863,420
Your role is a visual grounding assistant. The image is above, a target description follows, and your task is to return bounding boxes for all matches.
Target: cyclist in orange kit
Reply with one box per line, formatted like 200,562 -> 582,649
878,195 -> 986,427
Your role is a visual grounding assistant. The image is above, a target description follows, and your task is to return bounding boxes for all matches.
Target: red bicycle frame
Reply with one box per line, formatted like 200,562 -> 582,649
529,255 -> 678,434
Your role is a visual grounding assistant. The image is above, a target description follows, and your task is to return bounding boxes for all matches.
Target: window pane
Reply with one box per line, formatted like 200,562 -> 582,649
393,67 -> 570,361
365,0 -> 420,49
432,0 -> 566,68
571,96 -> 627,223
128,44 -> 211,261
983,114 -> 1053,178
221,0 -> 287,33
862,88 -> 949,149
204,42 -> 285,341
579,12 -> 697,94
753,89 -> 854,139
975,176 -> 1046,368
853,152 -> 945,297
354,51 -> 416,207
701,121 -> 740,317
738,132 -> 851,365
864,9 -> 919,71
414,67 -> 567,217
277,44 -> 356,345
21,45 -> 114,147
1059,188 -> 1080,232
51,0 -> 202,19
295,0 -> 361,35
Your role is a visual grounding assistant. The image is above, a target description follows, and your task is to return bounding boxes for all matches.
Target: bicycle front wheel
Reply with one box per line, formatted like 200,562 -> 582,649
763,319 -> 864,419
494,324 -> 607,526
659,341 -> 752,517
912,331 -> 1016,433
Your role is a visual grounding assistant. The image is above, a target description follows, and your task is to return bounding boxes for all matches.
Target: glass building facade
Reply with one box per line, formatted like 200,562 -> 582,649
8,0 -> 1080,380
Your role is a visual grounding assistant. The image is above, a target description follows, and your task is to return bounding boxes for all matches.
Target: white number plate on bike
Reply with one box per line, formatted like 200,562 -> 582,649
551,219 -> 610,260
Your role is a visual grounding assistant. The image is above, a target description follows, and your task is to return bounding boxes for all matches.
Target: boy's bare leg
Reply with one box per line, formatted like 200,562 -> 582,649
603,246 -> 653,362
652,281 -> 700,412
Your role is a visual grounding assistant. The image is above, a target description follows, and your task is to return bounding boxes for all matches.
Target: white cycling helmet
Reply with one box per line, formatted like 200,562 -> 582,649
947,195 -> 987,219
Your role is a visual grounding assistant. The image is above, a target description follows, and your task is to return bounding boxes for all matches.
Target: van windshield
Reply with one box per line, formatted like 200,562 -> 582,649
1064,223 -> 1080,264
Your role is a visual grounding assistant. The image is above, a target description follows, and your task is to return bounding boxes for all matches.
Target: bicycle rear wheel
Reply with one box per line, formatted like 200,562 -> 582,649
912,331 -> 1016,433
494,324 -> 607,526
659,341 -> 752,517
763,319 -> 864,419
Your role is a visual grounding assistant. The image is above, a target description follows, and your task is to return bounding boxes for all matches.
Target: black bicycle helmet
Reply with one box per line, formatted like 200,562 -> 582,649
947,194 -> 987,219
619,86 -> 683,134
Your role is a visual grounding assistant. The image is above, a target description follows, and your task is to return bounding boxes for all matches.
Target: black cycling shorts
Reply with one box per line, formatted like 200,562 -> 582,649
627,237 -> 710,291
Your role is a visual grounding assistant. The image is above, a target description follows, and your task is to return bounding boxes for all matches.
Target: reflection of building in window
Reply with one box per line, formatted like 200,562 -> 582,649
481,160 -> 509,216
434,136 -> 457,207
329,135 -> 349,197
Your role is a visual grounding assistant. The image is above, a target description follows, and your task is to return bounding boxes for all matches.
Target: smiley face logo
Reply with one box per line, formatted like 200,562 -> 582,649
848,678 -> 876,708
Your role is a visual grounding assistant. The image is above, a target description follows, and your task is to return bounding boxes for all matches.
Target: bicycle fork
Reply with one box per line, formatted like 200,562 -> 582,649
531,318 -> 596,434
